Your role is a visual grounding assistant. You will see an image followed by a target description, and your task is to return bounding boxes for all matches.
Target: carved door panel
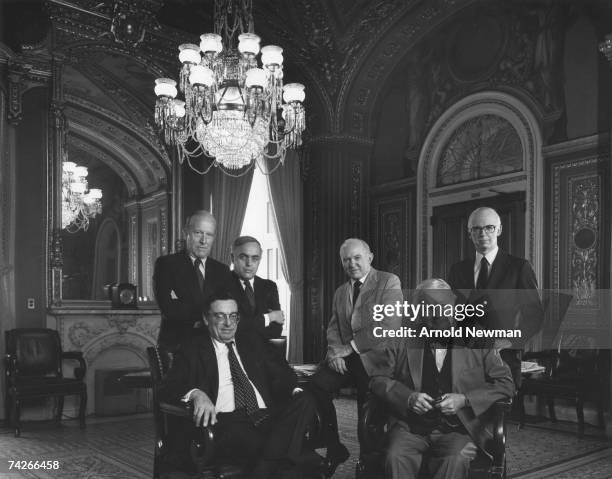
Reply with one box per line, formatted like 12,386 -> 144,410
431,192 -> 526,279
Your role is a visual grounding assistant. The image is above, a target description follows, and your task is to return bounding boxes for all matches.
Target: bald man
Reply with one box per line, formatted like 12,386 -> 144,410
153,210 -> 232,352
308,238 -> 403,476
448,207 -> 544,385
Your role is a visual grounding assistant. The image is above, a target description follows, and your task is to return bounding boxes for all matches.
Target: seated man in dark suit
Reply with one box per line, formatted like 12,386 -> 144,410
153,210 -> 232,352
229,236 -> 285,340
161,292 -> 315,479
369,279 -> 514,479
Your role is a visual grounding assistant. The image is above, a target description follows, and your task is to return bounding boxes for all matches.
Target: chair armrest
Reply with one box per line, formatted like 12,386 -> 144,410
162,401 -> 217,469
159,400 -> 193,418
62,351 -> 87,380
190,423 -> 216,469
5,353 -> 16,375
489,398 -> 511,478
359,394 -> 389,453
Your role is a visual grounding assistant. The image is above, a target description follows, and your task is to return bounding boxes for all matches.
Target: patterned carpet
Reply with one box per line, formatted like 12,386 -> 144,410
0,399 -> 609,479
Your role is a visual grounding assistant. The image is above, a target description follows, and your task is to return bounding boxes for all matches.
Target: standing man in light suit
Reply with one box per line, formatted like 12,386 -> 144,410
308,238 -> 403,476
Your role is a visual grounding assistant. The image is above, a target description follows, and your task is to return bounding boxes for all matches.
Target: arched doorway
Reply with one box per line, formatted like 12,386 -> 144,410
416,91 -> 544,282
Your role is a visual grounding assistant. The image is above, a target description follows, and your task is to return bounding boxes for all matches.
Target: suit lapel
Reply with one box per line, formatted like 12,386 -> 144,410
451,347 -> 463,393
232,273 -> 252,314
253,276 -> 266,315
341,281 -> 352,317
407,347 -> 424,392
487,250 -> 509,289
180,252 -> 202,301
199,336 -> 219,400
356,268 -> 377,307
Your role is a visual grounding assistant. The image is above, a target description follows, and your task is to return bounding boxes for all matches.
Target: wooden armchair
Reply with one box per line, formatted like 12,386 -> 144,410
147,345 -> 326,478
355,394 -> 511,479
518,334 -> 609,436
4,328 -> 87,437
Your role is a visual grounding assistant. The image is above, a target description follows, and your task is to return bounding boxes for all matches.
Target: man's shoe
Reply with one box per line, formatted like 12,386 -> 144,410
324,443 -> 350,478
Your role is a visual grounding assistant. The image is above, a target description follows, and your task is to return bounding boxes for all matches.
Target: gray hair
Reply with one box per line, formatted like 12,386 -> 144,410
339,238 -> 372,256
184,210 -> 216,231
412,278 -> 451,303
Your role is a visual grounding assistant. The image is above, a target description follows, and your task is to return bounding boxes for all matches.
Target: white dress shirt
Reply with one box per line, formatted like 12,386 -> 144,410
189,254 -> 207,279
183,337 -> 266,411
473,246 -> 498,288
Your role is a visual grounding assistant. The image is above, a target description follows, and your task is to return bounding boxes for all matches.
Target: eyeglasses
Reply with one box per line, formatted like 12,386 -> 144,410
209,312 -> 240,323
469,225 -> 498,234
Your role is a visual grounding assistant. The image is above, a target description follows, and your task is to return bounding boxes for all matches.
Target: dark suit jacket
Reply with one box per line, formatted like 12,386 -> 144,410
153,252 -> 232,351
160,330 -> 298,412
448,249 -> 544,347
230,272 -> 282,340
369,338 -> 514,459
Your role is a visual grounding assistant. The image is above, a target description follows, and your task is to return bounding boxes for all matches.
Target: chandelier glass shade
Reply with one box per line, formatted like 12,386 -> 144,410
154,0 -> 306,174
62,161 -> 103,233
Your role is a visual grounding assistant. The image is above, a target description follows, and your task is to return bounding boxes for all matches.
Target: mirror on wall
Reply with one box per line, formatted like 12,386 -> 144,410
61,151 -> 129,300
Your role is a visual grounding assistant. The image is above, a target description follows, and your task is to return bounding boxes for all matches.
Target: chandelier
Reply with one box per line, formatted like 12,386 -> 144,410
62,161 -> 103,233
600,34 -> 612,65
154,0 -> 306,174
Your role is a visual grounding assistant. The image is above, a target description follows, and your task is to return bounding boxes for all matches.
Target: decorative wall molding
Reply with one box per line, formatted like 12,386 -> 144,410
549,138 -> 609,333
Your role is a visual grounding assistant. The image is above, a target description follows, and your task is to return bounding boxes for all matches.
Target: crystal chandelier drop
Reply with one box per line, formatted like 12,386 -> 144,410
154,0 -> 306,174
62,161 -> 103,233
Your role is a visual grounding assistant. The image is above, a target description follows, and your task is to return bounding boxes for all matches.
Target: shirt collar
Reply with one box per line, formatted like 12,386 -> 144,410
190,255 -> 208,266
475,246 -> 498,266
211,337 -> 232,352
351,272 -> 369,287
241,277 -> 254,288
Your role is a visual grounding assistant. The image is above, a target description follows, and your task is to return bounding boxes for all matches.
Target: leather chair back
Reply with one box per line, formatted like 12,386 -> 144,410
5,328 -> 62,377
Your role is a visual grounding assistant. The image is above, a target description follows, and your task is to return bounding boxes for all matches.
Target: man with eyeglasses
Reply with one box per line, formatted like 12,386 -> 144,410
448,206 -> 544,385
162,292 -> 316,479
369,279 -> 514,479
154,210 -> 232,352
229,236 -> 285,340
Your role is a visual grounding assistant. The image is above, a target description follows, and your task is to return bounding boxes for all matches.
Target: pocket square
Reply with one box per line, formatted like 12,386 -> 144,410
170,290 -> 178,299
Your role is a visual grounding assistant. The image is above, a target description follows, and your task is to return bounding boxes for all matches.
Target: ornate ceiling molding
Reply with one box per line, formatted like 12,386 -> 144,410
339,0 -> 476,136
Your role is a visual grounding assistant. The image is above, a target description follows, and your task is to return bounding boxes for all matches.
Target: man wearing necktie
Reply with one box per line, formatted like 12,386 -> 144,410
161,292 -> 316,479
448,207 -> 544,386
369,279 -> 514,479
308,238 -> 403,476
229,236 -> 285,340
153,210 -> 232,352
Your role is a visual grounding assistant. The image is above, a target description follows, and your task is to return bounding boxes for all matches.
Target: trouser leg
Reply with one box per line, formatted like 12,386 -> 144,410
384,421 -> 428,479
427,431 -> 474,479
262,390 -> 317,462
307,364 -> 349,448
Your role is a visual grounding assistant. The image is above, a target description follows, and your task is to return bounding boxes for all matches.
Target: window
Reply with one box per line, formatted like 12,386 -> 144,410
241,168 -> 291,335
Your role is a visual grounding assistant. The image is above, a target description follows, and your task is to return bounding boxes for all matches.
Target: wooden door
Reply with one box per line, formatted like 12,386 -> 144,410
431,192 -> 526,279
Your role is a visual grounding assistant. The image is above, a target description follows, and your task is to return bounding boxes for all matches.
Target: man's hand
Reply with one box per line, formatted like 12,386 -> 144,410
268,310 -> 285,325
191,390 -> 217,427
328,357 -> 348,374
436,393 -> 467,415
407,392 -> 434,414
